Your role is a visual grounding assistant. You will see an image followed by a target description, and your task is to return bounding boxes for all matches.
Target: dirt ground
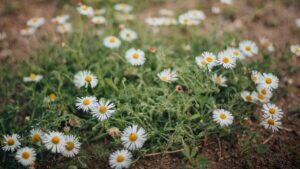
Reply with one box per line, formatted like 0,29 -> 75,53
1,0 -> 299,168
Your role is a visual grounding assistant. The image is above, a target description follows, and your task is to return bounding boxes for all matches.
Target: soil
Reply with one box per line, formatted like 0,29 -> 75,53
1,0 -> 299,168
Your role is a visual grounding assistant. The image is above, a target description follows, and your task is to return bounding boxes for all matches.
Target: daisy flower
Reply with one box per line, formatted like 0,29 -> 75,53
109,149 -> 132,169
290,45 -> 300,56
23,73 -> 43,82
178,14 -> 200,26
195,56 -> 208,69
76,96 -> 97,112
259,37 -> 275,52
74,70 -> 98,88
15,147 -> 36,167
202,52 -> 218,68
121,125 -> 147,150
42,131 -> 65,153
261,117 -> 281,132
44,92 -> 57,102
77,5 -> 94,16
56,23 -> 72,34
159,9 -> 175,17
91,16 -> 106,25
20,27 -> 36,36
125,48 -> 146,66
52,15 -> 70,24
218,51 -> 236,69
239,40 -> 258,57
253,91 -> 271,103
30,129 -> 43,143
186,10 -> 206,21
114,3 -> 133,13
2,134 -> 21,152
251,70 -> 262,84
90,99 -> 116,121
257,73 -> 279,90
157,69 -> 178,83
296,18 -> 300,28
94,8 -> 106,16
27,17 -> 45,28
256,85 -> 272,96
211,6 -> 221,14
262,103 -> 283,118
119,28 -> 137,42
240,91 -> 256,103
226,47 -> 245,60
213,109 -> 234,127
211,74 -> 227,87
103,36 -> 121,49
61,135 -> 81,157
221,0 -> 233,5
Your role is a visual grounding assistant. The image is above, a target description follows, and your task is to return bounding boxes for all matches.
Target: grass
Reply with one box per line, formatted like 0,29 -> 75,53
0,1 -> 291,168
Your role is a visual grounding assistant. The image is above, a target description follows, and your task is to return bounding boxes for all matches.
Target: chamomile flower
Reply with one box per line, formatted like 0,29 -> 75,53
239,40 -> 258,57
20,27 -> 36,36
157,69 -> 178,83
253,91 -> 271,103
44,92 -> 57,102
125,48 -> 146,66
56,23 -> 72,34
42,131 -> 65,153
290,45 -> 300,56
77,5 -> 94,16
211,6 -> 221,14
251,70 -> 262,84
186,10 -> 206,21
23,73 -> 43,82
213,109 -> 234,127
296,18 -> 300,28
94,8 -> 106,15
121,125 -> 147,150
262,103 -> 283,118
195,56 -> 208,69
61,135 -> 81,157
27,17 -> 45,28
145,17 -> 160,26
15,147 -> 36,166
109,149 -> 132,169
103,36 -> 121,49
178,14 -> 200,26
257,73 -> 279,90
259,37 -> 275,52
240,91 -> 256,103
202,52 -> 217,68
221,0 -> 233,5
114,3 -> 133,13
256,85 -> 272,96
74,70 -> 98,88
30,129 -> 43,143
211,74 -> 227,87
226,47 -> 245,60
261,117 -> 281,132
91,16 -> 106,24
2,134 -> 21,152
119,28 -> 137,42
90,99 -> 116,121
218,51 -> 236,68
76,96 -> 97,112
52,15 -> 70,24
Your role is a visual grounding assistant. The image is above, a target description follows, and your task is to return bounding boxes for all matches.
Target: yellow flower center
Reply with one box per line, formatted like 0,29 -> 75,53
116,155 -> 125,162
129,133 -> 138,141
29,73 -> 37,80
133,53 -> 139,59
201,60 -> 207,65
82,99 -> 90,105
32,133 -> 40,142
65,141 -> 74,151
251,75 -> 257,82
245,95 -> 252,102
125,33 -> 131,38
109,37 -> 116,43
85,75 -> 92,82
32,18 -> 38,23
82,5 -> 88,11
214,76 -> 222,84
51,136 -> 60,144
257,94 -> 265,100
295,48 -> 300,53
233,51 -> 239,56
49,93 -> 57,101
7,138 -> 15,146
219,113 -> 227,120
99,105 -> 107,113
245,46 -> 251,51
265,78 -> 272,84
267,119 -> 275,126
206,57 -> 213,63
261,89 -> 267,95
222,57 -> 229,64
22,151 -> 30,159
269,108 -> 276,115
161,76 -> 168,81
183,18 -> 189,24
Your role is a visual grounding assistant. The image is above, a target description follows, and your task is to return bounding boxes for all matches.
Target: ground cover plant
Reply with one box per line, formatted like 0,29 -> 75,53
0,0 -> 300,168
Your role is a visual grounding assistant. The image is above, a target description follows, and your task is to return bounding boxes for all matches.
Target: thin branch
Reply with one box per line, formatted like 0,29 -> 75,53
263,134 -> 274,144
